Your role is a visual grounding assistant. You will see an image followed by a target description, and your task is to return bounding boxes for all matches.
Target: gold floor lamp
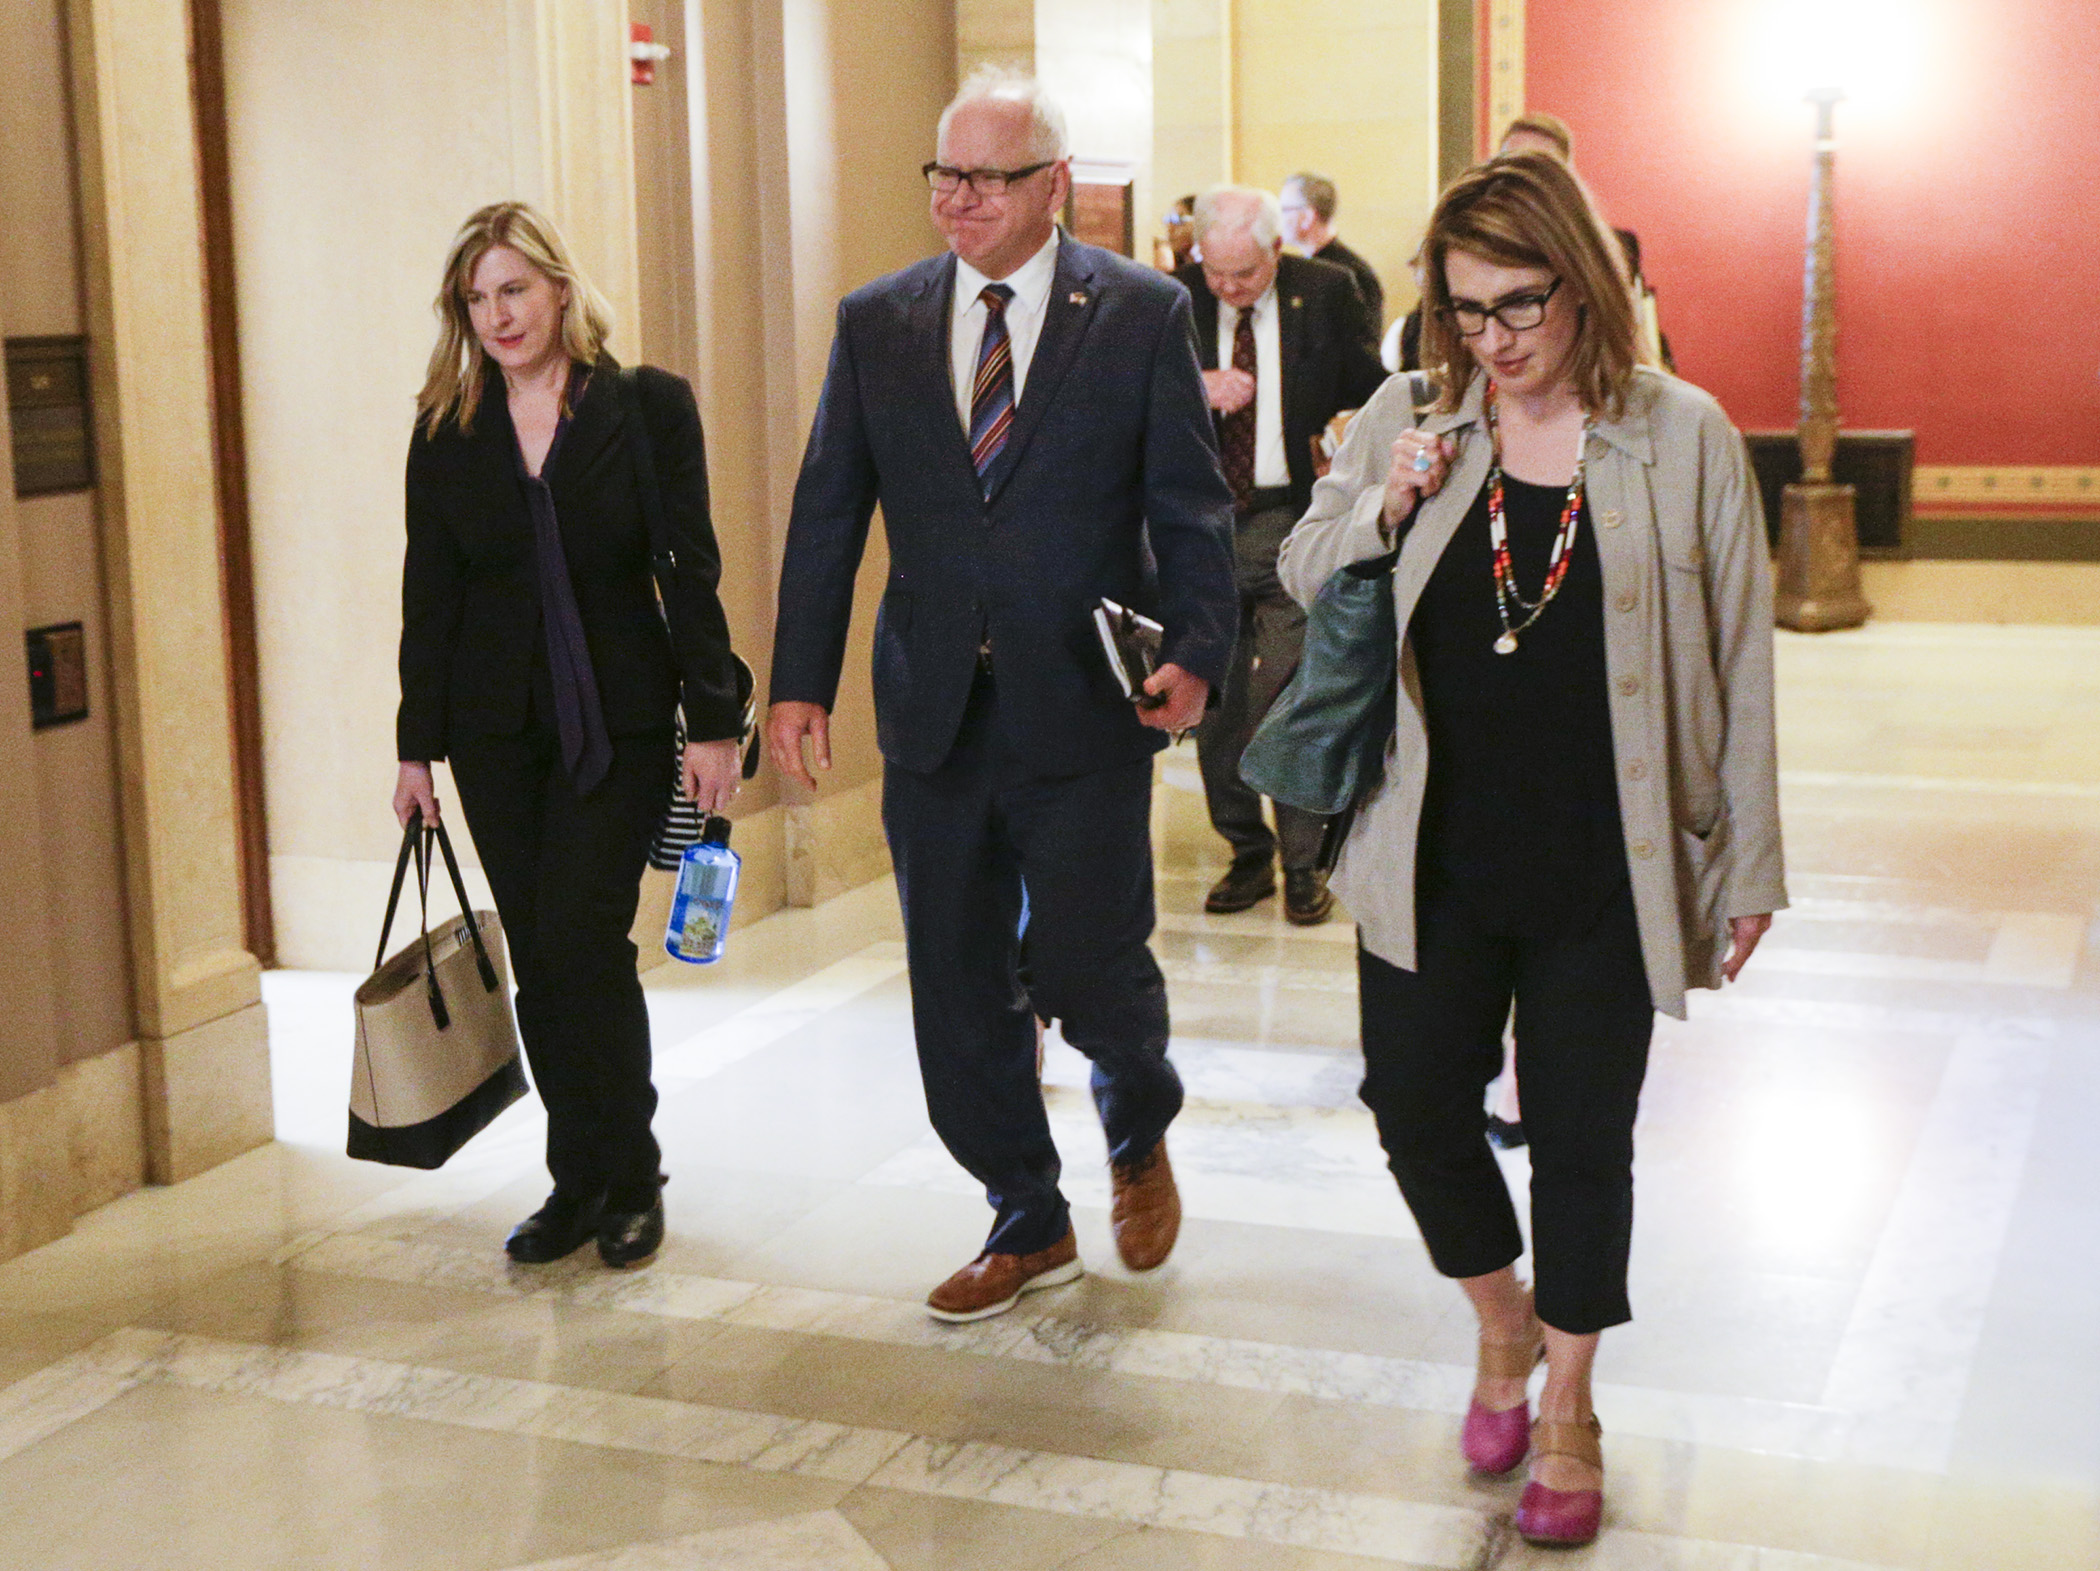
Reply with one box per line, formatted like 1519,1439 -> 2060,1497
1775,84 -> 1872,631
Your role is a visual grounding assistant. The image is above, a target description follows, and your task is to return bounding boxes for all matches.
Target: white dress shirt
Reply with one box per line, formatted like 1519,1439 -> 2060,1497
951,230 -> 1061,434
1216,286 -> 1289,490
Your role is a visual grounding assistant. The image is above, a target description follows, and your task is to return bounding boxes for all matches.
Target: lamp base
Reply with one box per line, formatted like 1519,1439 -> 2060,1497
1775,481 -> 1871,632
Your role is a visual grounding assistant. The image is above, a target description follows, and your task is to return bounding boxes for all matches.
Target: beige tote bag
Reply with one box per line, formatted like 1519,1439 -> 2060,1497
349,818 -> 526,1168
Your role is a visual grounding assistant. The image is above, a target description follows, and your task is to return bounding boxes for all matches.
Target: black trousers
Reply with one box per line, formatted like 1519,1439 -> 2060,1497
1357,880 -> 1655,1334
448,712 -> 672,1208
1196,501 -> 1327,871
883,672 -> 1184,1256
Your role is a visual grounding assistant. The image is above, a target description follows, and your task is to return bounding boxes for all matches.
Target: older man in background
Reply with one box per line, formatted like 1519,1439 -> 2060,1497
1176,186 -> 1387,924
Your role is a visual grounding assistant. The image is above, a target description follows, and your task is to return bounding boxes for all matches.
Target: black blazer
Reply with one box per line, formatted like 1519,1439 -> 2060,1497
770,234 -> 1236,776
397,356 -> 742,762
1313,236 -> 1385,339
1176,253 -> 1390,514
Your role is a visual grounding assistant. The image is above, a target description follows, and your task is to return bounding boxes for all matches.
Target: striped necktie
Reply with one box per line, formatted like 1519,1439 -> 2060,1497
968,283 -> 1016,490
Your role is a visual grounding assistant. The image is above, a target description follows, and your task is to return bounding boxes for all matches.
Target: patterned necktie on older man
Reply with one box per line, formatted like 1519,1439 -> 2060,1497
1218,307 -> 1257,509
968,284 -> 1016,493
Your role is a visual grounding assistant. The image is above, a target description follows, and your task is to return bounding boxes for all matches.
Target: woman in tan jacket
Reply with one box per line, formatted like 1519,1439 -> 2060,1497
1278,153 -> 1784,1546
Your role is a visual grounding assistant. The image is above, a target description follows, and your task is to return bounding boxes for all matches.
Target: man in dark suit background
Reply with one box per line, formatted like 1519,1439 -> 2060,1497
767,68 -> 1236,1323
1280,172 -> 1385,344
1177,186 -> 1387,925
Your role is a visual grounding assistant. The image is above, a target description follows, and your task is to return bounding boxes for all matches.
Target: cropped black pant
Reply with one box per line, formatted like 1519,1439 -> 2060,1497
1356,881 -> 1655,1334
449,710 -> 672,1210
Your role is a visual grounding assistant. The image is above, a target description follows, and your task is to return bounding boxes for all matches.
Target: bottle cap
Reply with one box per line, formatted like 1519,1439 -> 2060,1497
702,814 -> 733,847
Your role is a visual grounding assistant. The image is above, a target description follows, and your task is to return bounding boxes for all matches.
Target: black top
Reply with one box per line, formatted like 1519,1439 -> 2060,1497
398,357 -> 743,762
1409,474 -> 1627,934
1314,237 -> 1385,338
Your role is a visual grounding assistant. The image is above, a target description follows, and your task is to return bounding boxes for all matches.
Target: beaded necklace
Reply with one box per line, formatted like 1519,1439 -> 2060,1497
1484,381 -> 1591,656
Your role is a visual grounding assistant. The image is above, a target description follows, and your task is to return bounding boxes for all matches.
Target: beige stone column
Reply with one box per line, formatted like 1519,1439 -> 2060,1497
66,0 -> 270,1183
536,0 -> 645,357
958,0 -> 1034,76
0,320 -> 73,1256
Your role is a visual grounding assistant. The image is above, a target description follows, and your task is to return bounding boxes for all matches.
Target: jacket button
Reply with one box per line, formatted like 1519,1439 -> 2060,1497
1632,840 -> 1655,860
1627,758 -> 1648,780
1616,675 -> 1640,696
1615,591 -> 1637,612
1601,509 -> 1623,527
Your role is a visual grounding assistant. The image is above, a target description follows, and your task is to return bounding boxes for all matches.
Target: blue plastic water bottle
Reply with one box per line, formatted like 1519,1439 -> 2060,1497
664,816 -> 740,964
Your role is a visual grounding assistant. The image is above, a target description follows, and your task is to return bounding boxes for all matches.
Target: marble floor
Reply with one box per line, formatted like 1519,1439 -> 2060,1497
3,620 -> 2098,1570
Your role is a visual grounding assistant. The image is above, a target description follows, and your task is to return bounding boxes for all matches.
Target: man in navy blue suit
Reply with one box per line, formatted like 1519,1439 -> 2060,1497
767,67 -> 1236,1322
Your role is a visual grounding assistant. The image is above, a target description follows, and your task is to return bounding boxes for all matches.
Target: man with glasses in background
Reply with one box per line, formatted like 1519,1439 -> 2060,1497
1281,172 -> 1385,347
768,66 -> 1235,1323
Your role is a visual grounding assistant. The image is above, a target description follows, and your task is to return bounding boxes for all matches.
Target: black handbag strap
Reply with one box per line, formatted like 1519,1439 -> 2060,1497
618,366 -> 759,779
428,818 -> 500,994
375,817 -> 422,973
617,367 -> 678,606
412,827 -> 449,1030
373,813 -> 498,1031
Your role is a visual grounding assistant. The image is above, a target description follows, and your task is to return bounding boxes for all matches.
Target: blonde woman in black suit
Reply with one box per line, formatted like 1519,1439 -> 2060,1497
394,202 -> 743,1268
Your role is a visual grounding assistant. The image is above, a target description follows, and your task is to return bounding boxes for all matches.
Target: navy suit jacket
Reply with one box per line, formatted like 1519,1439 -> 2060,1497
770,234 -> 1236,776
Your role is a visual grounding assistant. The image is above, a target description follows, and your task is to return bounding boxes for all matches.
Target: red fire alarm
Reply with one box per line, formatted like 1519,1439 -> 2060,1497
630,23 -> 670,86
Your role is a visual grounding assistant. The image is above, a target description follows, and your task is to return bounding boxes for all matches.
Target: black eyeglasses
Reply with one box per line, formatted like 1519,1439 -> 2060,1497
1444,276 -> 1562,336
922,160 -> 1057,197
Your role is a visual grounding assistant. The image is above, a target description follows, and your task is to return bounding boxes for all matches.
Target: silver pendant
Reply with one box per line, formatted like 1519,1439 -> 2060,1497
1494,632 -> 1519,655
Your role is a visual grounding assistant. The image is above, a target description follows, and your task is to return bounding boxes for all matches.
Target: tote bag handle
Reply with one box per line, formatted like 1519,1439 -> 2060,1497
373,813 -> 501,1030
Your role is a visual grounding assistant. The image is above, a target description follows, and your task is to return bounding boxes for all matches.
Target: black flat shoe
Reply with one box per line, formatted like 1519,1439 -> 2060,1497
1205,854 -> 1276,913
505,1190 -> 606,1263
598,1197 -> 665,1268
1486,1114 -> 1527,1151
1284,868 -> 1335,926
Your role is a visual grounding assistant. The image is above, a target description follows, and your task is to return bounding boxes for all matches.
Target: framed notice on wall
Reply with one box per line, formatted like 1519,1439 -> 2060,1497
1063,160 -> 1135,258
27,621 -> 89,729
6,336 -> 95,497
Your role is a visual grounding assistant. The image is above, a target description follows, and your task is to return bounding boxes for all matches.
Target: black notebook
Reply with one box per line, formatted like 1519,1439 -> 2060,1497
1092,598 -> 1167,709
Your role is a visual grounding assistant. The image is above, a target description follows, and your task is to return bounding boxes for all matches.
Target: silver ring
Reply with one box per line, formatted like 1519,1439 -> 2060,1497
1411,449 -> 1433,473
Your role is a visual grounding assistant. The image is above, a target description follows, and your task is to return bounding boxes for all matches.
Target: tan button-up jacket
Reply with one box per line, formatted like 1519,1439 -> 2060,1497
1277,367 -> 1787,1018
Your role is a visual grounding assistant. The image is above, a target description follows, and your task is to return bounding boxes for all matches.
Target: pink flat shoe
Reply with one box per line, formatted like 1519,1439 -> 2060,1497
1515,1416 -> 1604,1547
1461,1309 -> 1543,1474
1462,1398 -> 1532,1475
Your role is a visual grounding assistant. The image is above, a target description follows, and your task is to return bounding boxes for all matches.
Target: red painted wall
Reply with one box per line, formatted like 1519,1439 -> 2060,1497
1525,0 -> 2100,466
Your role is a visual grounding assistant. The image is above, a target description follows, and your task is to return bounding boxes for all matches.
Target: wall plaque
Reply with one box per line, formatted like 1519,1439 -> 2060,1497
1063,161 -> 1136,259
27,620 -> 89,729
7,336 -> 95,497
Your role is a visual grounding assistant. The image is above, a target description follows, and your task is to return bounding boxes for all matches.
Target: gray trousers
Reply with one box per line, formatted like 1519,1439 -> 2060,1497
1195,502 -> 1328,872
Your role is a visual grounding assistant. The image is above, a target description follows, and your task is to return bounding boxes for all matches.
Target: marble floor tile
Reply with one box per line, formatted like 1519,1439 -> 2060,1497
835,1489 -> 1139,1571
859,1092 -> 1413,1241
5,622 -> 2098,1569
0,1379 -> 856,1571
499,1509 -> 891,1570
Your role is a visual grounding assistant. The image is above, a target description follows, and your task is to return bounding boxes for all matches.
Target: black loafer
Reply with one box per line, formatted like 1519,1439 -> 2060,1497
1284,868 -> 1335,926
1205,854 -> 1276,913
598,1197 -> 665,1268
504,1190 -> 606,1263
1486,1114 -> 1528,1151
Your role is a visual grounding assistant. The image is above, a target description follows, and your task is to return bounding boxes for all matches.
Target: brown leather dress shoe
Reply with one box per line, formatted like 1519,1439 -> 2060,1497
925,1227 -> 1082,1323
1109,1140 -> 1181,1270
